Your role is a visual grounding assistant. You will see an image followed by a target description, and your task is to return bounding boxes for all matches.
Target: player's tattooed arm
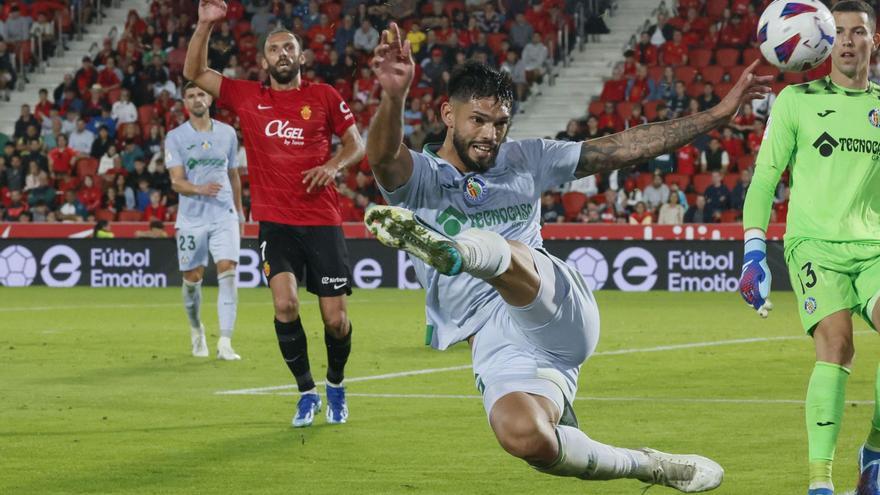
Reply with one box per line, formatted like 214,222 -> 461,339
575,110 -> 726,178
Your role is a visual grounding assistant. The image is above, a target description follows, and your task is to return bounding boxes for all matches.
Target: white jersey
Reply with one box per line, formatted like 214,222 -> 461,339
379,139 -> 582,350
165,120 -> 239,229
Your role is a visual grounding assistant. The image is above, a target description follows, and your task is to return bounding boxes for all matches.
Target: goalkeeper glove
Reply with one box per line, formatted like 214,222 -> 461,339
739,231 -> 774,318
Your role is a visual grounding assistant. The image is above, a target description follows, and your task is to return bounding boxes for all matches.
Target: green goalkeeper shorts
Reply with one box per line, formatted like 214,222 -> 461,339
784,239 -> 880,334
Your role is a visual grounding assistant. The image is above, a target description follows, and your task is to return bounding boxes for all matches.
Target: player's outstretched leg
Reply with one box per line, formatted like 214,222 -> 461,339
491,393 -> 723,493
182,274 -> 208,357
365,205 -> 511,279
216,265 -> 241,361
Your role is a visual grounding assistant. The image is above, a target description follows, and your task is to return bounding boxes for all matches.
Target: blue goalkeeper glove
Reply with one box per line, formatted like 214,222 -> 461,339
739,232 -> 774,318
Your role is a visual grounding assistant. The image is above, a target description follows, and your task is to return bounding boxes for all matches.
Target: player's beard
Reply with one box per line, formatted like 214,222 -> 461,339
452,130 -> 498,173
268,58 -> 300,85
189,105 -> 207,118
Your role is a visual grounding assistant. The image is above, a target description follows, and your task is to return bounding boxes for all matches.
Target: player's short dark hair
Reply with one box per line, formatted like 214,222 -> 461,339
831,0 -> 877,32
259,27 -> 301,56
448,61 -> 515,107
182,80 -> 200,95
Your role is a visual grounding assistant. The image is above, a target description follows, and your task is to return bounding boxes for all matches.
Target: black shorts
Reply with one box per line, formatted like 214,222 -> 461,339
258,222 -> 352,297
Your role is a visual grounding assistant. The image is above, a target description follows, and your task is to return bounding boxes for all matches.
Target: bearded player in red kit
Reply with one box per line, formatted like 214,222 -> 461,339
184,0 -> 366,428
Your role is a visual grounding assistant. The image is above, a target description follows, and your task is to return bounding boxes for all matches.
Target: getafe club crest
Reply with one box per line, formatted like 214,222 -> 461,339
804,296 -> 818,315
301,105 -> 312,120
869,109 -> 880,128
201,140 -> 212,150
463,175 -> 488,205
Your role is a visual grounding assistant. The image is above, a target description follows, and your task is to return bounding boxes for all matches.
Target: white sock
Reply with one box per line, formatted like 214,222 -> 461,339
455,229 -> 512,279
534,425 -> 654,481
182,278 -> 202,330
217,269 -> 237,338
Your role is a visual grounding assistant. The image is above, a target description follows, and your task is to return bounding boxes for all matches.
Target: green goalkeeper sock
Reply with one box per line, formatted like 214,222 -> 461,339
866,364 -> 880,450
806,361 -> 850,485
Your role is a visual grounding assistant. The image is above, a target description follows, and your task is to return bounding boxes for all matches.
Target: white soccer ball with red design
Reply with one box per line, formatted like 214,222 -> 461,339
757,0 -> 835,72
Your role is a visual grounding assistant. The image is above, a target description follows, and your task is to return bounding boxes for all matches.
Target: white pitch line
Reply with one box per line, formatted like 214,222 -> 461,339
218,332 -> 874,396
0,299 -> 373,312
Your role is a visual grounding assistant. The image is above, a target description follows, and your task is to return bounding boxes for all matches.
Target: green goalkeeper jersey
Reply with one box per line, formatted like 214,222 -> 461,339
743,77 -> 880,244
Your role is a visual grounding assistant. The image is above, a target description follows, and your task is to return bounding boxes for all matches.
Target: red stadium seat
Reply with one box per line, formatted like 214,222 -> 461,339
689,49 -> 713,68
137,105 -> 154,127
647,65 -> 665,82
615,101 -> 633,120
692,173 -> 713,194
687,81 -> 703,98
636,173 -> 654,191
755,64 -> 780,78
723,173 -> 740,191
686,192 -> 697,205
106,87 -> 122,104
674,65 -> 698,85
95,209 -> 116,222
715,81 -> 734,98
771,82 -> 788,95
233,20 -> 252,41
783,71 -> 806,84
737,154 -> 755,171
664,173 -> 690,190
706,0 -> 729,19
728,65 -> 747,82
642,100 -> 660,121
720,209 -> 741,223
715,48 -> 740,68
118,210 -> 143,221
742,48 -> 762,66
561,192 -> 587,221
76,158 -> 98,178
587,100 -> 605,117
701,66 -> 725,85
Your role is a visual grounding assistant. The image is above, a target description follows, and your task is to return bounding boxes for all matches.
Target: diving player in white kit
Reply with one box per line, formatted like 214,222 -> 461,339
365,23 -> 772,492
167,81 -> 244,361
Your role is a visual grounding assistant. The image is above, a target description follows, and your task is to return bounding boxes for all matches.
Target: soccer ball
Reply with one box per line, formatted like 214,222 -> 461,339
0,245 -> 37,287
757,0 -> 835,72
565,247 -> 608,291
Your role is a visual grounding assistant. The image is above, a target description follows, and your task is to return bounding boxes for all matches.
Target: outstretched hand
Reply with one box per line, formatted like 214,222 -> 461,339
715,60 -> 774,119
198,0 -> 227,24
371,22 -> 414,99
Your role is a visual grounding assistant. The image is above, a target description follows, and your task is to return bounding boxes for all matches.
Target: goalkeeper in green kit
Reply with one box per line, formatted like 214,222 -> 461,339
739,2 -> 880,494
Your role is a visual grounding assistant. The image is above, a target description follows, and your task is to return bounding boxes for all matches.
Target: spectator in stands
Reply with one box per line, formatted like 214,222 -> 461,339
98,143 -> 121,175
122,62 -> 151,107
718,13 -> 748,48
468,33 -> 497,66
731,168 -> 751,211
700,137 -> 730,173
112,89 -> 138,126
626,64 -> 657,102
120,141 -> 145,172
77,175 -> 102,213
658,192 -> 685,224
57,87 -> 84,118
684,194 -> 713,223
0,41 -> 16,101
142,190 -> 166,221
82,87 -> 106,120
669,182 -> 688,207
556,119 -> 585,142
58,190 -> 87,221
747,119 -> 765,154
21,138 -> 47,172
509,13 -> 534,51
697,82 -> 720,111
597,101 -> 622,133
5,6 -> 31,44
643,172 -> 670,211
93,220 -> 114,238
667,80 -> 690,118
98,57 -> 122,92
133,177 -> 152,212
647,11 -> 674,46
629,201 -> 653,225
14,104 -> 38,141
540,192 -> 565,224
250,8 -> 277,36
633,31 -> 658,66
703,171 -> 730,218
354,19 -> 380,53
421,48 -> 449,92
719,126 -> 743,165
500,50 -> 528,102
75,57 -> 97,96
152,72 -> 177,100
5,153 -> 24,191
4,190 -> 27,220
624,103 -> 648,129
599,64 -> 627,102
24,161 -> 41,191
685,98 -> 701,116
660,29 -> 688,66
521,32 -> 548,86
583,115 -> 603,140
87,106 -> 117,139
34,88 -> 53,122
476,2 -> 504,33
134,219 -> 168,238
403,98 -> 424,137
334,15 -> 357,56
731,103 -> 757,133
151,159 -> 171,196
31,201 -> 50,222
111,173 -> 135,210
69,118 -> 95,156
49,135 -> 75,177
40,107 -> 59,138
90,126 -> 113,160
143,124 -> 164,158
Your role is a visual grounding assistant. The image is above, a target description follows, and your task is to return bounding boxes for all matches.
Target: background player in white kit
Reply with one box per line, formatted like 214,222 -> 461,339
167,81 -> 244,361
366,24 -> 771,492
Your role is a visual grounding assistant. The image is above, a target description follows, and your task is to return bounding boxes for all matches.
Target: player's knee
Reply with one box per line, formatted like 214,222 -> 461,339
492,413 -> 557,462
815,327 -> 855,366
273,296 -> 300,320
322,312 -> 348,338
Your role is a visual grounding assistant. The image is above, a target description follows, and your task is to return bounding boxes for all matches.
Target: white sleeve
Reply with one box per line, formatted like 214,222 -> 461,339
377,150 -> 440,208
164,132 -> 183,168
517,138 -> 582,192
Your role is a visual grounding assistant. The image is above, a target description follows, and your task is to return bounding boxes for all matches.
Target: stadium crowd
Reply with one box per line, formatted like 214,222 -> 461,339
0,0 -> 578,224
541,0 -> 880,226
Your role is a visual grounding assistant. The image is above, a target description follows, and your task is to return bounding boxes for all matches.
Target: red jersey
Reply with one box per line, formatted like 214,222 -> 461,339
676,144 -> 699,176
217,77 -> 356,226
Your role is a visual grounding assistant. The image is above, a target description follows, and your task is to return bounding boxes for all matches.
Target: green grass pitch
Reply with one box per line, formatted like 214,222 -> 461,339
1,288 -> 876,494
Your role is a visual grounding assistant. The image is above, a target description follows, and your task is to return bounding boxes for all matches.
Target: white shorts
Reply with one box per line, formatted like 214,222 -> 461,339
176,219 -> 240,272
472,247 -> 600,423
